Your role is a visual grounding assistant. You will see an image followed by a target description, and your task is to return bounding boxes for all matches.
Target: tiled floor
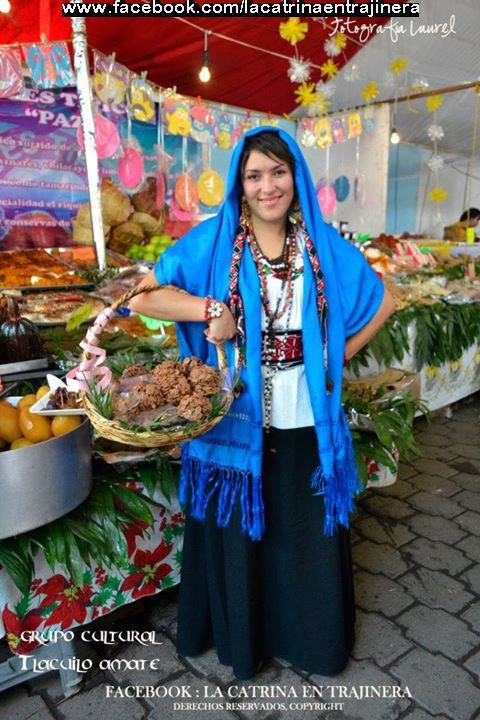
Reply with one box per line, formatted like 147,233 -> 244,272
1,398 -> 479,720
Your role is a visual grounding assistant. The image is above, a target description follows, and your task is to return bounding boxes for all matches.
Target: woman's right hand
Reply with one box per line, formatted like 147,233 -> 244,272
204,303 -> 237,344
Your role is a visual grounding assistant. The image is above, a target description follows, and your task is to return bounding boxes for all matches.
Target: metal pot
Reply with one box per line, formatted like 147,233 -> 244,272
0,420 -> 92,539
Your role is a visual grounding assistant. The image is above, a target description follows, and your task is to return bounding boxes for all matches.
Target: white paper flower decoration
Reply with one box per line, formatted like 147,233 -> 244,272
344,64 -> 359,83
427,124 -> 445,141
316,80 -> 336,99
428,154 -> 444,172
324,38 -> 341,57
287,57 -> 312,84
383,71 -> 395,89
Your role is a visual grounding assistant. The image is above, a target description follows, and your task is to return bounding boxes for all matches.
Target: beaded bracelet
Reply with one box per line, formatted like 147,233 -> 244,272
204,295 -> 224,322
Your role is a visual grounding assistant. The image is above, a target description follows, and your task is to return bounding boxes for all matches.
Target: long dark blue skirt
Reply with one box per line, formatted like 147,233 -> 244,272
176,426 -> 355,680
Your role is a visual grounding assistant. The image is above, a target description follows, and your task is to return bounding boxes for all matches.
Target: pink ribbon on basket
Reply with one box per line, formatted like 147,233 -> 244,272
66,308 -> 114,392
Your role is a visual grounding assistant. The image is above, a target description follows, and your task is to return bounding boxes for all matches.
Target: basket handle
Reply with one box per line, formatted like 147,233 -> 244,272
79,282 -> 227,374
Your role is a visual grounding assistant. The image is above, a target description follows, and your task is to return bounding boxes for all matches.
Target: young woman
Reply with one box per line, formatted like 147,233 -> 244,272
129,127 -> 395,679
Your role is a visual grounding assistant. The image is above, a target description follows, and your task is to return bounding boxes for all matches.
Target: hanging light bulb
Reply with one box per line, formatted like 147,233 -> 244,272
0,0 -> 11,12
391,128 -> 401,144
199,31 -> 211,83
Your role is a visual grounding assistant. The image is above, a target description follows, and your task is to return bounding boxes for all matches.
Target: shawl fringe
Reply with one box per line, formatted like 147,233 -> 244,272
180,456 -> 265,541
310,429 -> 362,536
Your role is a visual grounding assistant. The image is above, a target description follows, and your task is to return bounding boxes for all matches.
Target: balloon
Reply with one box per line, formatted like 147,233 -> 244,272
77,115 -> 120,159
118,146 -> 144,189
317,185 -> 336,215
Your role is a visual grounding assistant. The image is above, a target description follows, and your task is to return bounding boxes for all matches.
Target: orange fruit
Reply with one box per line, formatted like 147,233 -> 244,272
18,394 -> 38,410
51,415 -> 82,437
0,401 -> 22,443
10,438 -> 35,450
18,408 -> 52,443
36,386 -> 50,401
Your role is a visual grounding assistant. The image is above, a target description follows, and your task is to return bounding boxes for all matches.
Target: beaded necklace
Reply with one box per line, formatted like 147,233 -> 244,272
246,220 -> 298,431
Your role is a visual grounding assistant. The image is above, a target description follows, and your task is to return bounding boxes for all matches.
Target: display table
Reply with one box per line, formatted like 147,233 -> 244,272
0,478 -> 184,654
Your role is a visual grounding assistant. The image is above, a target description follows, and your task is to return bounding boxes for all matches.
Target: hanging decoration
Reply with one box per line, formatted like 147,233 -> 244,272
333,32 -> 348,50
426,95 -> 444,112
363,106 -> 376,134
362,81 -> 379,103
118,143 -> 144,190
315,79 -> 336,100
344,64 -> 359,83
190,99 -> 216,142
347,112 -> 362,139
299,116 -> 316,147
320,59 -> 339,80
324,38 -> 342,58
0,48 -> 24,98
294,82 -> 317,107
331,117 -> 345,144
94,51 -> 130,115
278,17 -> 309,45
197,169 -> 225,208
214,113 -> 238,148
311,93 -> 331,117
76,114 -> 120,159
22,41 -> 74,89
287,57 -> 312,84
314,117 -> 333,149
429,186 -> 447,203
333,175 -> 350,202
317,185 -> 337,214
128,76 -> 156,124
383,71 -> 395,89
164,95 -> 192,136
390,58 -> 407,76
427,154 -> 445,172
427,124 -> 445,141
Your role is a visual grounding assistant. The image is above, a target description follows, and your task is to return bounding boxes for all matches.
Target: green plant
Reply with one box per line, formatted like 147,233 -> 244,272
0,458 -> 179,594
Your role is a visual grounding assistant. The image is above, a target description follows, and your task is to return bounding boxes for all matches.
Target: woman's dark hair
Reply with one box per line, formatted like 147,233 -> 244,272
239,132 -> 296,180
460,208 -> 480,222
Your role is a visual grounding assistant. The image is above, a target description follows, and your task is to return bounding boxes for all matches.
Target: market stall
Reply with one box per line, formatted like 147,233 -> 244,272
0,11 -> 479,699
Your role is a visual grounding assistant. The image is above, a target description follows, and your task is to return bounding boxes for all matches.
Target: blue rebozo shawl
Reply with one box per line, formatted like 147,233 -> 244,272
154,126 -> 384,540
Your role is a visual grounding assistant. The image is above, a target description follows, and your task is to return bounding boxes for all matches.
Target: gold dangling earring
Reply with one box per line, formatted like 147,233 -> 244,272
288,197 -> 302,226
241,195 -> 252,225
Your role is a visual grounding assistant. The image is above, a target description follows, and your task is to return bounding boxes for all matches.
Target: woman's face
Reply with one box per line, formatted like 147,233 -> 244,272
242,150 -> 295,226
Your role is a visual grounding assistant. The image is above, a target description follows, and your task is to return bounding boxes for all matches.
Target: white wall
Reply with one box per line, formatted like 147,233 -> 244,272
299,104 -> 391,237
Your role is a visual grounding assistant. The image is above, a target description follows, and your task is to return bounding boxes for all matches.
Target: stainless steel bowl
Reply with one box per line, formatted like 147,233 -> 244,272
0,420 -> 92,539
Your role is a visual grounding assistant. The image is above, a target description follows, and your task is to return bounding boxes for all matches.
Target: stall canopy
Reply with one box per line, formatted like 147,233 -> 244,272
0,11 -> 388,114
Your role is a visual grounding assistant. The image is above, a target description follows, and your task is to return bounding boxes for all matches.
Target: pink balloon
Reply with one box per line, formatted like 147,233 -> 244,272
317,185 -> 336,215
76,115 -> 120,159
118,146 -> 144,189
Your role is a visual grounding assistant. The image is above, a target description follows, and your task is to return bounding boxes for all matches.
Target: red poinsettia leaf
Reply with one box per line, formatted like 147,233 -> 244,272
35,574 -> 68,600
2,606 -> 21,636
120,572 -> 144,592
153,563 -> 173,583
132,579 -> 157,599
151,540 -> 174,565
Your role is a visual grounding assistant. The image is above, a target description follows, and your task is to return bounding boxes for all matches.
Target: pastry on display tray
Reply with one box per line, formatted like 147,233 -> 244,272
96,264 -> 150,303
0,249 -> 89,290
15,290 -> 106,326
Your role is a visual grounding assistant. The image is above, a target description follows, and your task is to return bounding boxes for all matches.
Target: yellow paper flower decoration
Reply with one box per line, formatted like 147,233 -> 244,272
294,82 -> 317,107
429,186 -> 447,203
390,58 -> 407,76
313,93 -> 331,116
426,95 -> 444,112
320,59 -> 339,79
362,81 -> 379,102
279,17 -> 308,46
334,32 -> 347,50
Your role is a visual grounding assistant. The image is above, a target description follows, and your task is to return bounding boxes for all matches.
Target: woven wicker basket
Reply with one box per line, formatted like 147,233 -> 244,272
81,283 -> 232,448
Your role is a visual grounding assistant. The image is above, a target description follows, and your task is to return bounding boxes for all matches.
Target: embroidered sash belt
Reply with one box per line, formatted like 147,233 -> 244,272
261,330 -> 303,366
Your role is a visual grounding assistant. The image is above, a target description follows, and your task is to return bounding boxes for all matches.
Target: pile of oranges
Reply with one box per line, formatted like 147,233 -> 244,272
0,387 -> 83,452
